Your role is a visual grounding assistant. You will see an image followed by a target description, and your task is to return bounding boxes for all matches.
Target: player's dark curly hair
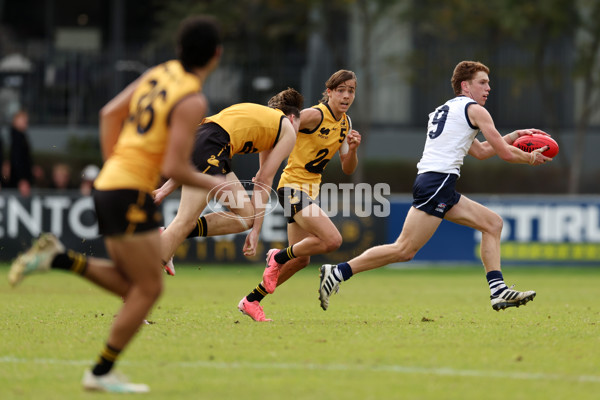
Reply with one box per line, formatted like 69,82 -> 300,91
320,70 -> 357,103
267,88 -> 304,118
176,15 -> 221,70
451,61 -> 489,96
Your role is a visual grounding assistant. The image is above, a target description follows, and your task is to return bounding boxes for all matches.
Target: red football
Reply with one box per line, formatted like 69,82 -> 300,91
512,134 -> 559,158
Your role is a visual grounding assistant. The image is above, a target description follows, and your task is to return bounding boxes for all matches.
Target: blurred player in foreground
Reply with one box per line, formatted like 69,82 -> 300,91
8,16 -> 223,393
153,88 -> 303,275
237,70 -> 362,321
319,60 -> 552,312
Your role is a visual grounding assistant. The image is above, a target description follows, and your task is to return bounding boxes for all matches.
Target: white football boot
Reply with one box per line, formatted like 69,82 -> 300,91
319,264 -> 341,311
490,285 -> 536,311
8,233 -> 65,287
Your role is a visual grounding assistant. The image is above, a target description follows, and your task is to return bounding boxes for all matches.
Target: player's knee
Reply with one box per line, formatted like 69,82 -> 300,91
141,278 -> 163,301
488,213 -> 503,236
322,231 -> 342,253
152,281 -> 164,300
396,252 -> 415,263
391,243 -> 415,262
323,232 -> 342,252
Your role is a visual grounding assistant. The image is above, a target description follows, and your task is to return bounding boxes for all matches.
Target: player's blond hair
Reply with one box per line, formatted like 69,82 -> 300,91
451,61 -> 489,96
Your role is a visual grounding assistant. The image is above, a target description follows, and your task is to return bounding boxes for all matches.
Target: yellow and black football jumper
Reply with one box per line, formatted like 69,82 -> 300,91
94,59 -> 203,235
277,102 -> 350,221
192,103 -> 286,175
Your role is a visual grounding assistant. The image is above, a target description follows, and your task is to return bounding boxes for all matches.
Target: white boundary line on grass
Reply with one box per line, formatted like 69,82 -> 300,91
2,356 -> 600,383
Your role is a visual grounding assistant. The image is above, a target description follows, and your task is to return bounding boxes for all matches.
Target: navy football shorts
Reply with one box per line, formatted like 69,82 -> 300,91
411,172 -> 461,218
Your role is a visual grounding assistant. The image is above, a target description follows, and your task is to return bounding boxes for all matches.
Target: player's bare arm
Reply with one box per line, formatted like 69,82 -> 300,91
473,127 -> 551,157
99,74 -> 144,161
255,120 -> 297,186
299,107 -> 323,131
152,178 -> 181,205
339,129 -> 361,174
162,94 -> 224,190
243,119 -> 297,256
467,104 -> 550,165
502,128 -> 550,145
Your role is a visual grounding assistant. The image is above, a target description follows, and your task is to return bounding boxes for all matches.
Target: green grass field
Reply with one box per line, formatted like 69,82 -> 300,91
1,263 -> 599,400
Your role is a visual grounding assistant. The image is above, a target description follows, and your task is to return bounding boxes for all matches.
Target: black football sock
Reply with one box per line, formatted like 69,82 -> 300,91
186,216 -> 208,238
92,343 -> 121,376
274,246 -> 296,265
51,250 -> 88,276
246,283 -> 268,303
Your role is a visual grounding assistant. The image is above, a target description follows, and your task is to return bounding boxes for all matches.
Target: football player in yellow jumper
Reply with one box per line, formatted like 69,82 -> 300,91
153,88 -> 304,276
238,70 -> 362,321
9,16 -> 224,393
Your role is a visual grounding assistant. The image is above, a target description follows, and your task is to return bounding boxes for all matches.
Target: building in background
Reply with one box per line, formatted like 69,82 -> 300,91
0,1 -> 598,193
